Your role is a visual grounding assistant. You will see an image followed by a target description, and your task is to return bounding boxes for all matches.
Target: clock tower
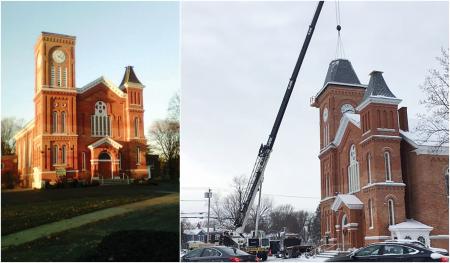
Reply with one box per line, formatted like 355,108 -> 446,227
34,32 -> 78,177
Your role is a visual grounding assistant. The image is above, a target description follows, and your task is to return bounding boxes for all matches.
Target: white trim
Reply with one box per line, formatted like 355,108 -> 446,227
334,113 -> 361,147
315,81 -> 367,99
377,128 -> 396,132
362,130 -> 371,137
331,194 -> 363,211
122,82 -> 145,89
88,137 -> 123,150
78,76 -> 126,98
414,146 -> 449,156
40,86 -> 77,92
360,135 -> 401,145
361,182 -> 405,189
356,96 -> 402,111
364,236 -> 390,241
320,196 -> 336,203
318,143 -> 336,157
430,235 -> 449,240
14,120 -> 35,140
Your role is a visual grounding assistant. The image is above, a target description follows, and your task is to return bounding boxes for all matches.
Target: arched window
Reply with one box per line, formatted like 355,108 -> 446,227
50,65 -> 55,86
61,145 -> 66,164
404,236 -> 412,240
91,101 -> 111,136
118,152 -> 122,170
384,151 -> 392,181
62,67 -> 67,87
82,152 -> 86,171
134,117 -> 139,137
61,112 -> 66,133
445,167 -> 449,196
388,199 -> 395,225
52,145 -> 58,164
367,153 -> 372,184
52,111 -> 58,133
368,199 -> 374,229
348,145 -> 360,193
136,146 -> 141,164
57,66 -> 61,86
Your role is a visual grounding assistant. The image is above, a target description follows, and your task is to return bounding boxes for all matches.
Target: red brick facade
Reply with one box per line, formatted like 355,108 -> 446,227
311,59 -> 449,250
15,32 -> 148,187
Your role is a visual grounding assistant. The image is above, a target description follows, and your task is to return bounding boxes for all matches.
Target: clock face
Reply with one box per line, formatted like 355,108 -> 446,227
322,108 -> 328,122
341,104 -> 355,114
52,50 -> 66,63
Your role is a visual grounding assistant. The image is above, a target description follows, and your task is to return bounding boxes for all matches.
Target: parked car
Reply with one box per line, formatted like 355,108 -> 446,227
326,242 -> 449,262
181,246 -> 259,262
384,239 -> 449,256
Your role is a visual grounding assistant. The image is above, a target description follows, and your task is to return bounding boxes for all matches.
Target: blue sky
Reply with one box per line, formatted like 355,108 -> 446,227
1,1 -> 180,130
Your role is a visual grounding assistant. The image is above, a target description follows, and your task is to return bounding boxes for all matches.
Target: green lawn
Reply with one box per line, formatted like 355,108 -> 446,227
1,201 -> 179,261
1,182 -> 178,235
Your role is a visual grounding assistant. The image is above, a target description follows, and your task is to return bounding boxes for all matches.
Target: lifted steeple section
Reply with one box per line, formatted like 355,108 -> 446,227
119,66 -> 144,90
323,59 -> 361,86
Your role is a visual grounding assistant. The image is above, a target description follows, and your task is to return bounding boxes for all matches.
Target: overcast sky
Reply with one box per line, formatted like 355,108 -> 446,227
1,2 -> 179,130
180,1 -> 449,223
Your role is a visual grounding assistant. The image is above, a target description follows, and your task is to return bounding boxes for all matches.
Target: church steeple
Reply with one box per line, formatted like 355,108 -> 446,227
119,66 -> 143,90
361,71 -> 397,102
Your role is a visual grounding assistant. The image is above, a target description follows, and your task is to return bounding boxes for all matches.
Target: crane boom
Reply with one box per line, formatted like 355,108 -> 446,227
234,1 -> 324,233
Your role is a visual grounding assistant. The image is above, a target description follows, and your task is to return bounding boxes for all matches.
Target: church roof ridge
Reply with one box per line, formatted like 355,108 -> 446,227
78,76 -> 126,98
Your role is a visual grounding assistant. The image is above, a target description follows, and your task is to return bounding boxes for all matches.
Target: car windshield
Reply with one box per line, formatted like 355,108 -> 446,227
185,248 -> 203,258
220,247 -> 249,256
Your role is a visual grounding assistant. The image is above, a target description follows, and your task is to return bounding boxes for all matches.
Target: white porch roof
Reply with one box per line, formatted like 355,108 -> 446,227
88,137 -> 123,150
331,194 -> 364,211
389,219 -> 433,231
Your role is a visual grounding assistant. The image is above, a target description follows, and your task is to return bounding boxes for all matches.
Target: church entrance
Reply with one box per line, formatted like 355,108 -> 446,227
98,151 -> 112,179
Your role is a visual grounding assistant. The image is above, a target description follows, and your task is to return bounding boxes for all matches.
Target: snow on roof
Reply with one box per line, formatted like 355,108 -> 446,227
331,194 -> 363,211
389,219 -> 433,231
333,113 -> 361,147
183,229 -> 205,235
400,129 -> 449,156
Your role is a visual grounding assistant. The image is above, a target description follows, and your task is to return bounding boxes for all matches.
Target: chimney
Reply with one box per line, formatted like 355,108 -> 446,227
398,107 -> 409,132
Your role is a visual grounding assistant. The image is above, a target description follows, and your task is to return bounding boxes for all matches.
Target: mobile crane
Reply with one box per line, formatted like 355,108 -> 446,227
223,1 -> 325,261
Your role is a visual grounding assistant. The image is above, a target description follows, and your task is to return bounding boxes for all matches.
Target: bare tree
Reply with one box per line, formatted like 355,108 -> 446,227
1,117 -> 24,156
168,92 -> 180,121
149,120 -> 179,178
244,196 -> 274,233
416,48 -> 449,147
211,175 -> 248,230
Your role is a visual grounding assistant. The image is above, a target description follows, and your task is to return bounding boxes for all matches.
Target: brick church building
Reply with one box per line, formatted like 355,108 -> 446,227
15,32 -> 148,187
311,59 -> 449,250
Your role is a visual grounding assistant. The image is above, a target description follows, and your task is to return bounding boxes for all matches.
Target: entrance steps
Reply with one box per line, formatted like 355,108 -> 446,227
100,179 -> 130,185
315,250 -> 340,259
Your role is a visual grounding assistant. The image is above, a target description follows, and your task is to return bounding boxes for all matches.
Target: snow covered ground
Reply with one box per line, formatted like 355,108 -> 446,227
266,255 -> 327,262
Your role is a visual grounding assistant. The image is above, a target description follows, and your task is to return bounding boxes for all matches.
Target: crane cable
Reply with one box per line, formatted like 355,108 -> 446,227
335,0 -> 346,59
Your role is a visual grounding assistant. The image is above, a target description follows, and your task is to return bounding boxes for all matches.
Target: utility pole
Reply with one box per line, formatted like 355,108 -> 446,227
204,188 -> 212,243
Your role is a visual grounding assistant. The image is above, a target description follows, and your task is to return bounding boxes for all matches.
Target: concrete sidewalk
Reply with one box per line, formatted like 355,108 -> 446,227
2,193 -> 178,249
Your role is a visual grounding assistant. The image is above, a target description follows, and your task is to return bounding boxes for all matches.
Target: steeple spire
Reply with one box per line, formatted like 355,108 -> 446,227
362,71 -> 397,101
119,66 -> 143,90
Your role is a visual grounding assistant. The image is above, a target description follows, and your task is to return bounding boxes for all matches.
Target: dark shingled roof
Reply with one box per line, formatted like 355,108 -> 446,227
362,71 -> 396,101
119,66 -> 142,89
323,59 -> 361,86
